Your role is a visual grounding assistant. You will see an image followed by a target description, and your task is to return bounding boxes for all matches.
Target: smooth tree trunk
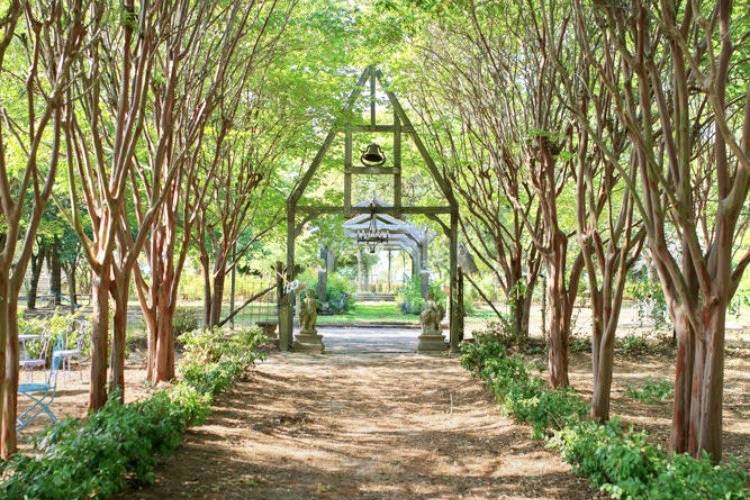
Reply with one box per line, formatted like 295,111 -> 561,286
26,248 -> 45,310
0,294 -> 19,458
64,263 -> 78,312
89,269 -> 110,410
108,274 -> 130,400
546,231 -> 572,388
49,238 -> 62,306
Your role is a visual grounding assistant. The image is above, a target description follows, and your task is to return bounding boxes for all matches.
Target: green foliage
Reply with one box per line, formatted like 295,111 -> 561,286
619,333 -> 650,357
550,421 -> 748,499
625,378 -> 673,404
324,272 -> 356,314
459,335 -> 507,373
0,387 -> 208,499
550,419 -> 664,498
647,453 -> 748,500
1,327 -> 264,498
569,334 -> 592,353
179,326 -> 267,395
171,308 -> 199,338
627,276 -> 670,331
397,274 -> 444,314
462,336 -> 586,439
19,310 -> 87,358
298,270 -> 356,314
463,335 -> 747,499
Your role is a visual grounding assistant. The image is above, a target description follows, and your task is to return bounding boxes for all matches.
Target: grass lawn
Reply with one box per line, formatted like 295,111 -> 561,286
317,302 -> 499,325
318,302 -> 419,325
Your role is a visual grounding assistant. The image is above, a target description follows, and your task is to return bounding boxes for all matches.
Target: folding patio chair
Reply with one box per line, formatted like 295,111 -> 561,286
17,352 -> 60,431
55,320 -> 86,382
19,333 -> 51,382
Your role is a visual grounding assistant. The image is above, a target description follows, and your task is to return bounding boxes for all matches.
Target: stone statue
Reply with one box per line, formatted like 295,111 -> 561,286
298,291 -> 318,334
294,289 -> 324,353
420,293 -> 445,335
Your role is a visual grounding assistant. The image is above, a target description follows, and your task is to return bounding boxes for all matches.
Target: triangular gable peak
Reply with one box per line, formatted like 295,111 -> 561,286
288,65 -> 456,216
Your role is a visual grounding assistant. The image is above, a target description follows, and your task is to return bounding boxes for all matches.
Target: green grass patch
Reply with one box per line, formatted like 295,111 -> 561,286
318,302 -> 418,325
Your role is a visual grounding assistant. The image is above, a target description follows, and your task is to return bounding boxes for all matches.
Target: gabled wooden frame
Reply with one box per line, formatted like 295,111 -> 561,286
280,66 -> 462,353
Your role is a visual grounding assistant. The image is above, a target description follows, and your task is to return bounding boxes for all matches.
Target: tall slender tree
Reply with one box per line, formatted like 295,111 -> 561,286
573,0 -> 750,460
0,0 -> 85,458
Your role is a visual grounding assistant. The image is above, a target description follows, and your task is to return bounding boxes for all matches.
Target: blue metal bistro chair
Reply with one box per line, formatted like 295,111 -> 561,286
17,351 -> 61,431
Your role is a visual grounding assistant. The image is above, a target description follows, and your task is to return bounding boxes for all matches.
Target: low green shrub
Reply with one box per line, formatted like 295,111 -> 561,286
324,272 -> 356,314
569,334 -> 592,353
1,326 -> 264,499
625,378 -> 672,404
397,274 -> 445,315
172,308 -> 199,338
459,335 -> 507,373
462,328 -> 748,499
462,336 -> 586,439
619,333 -> 649,357
648,452 -> 748,500
550,419 -> 664,498
550,420 -> 748,499
298,270 -> 356,314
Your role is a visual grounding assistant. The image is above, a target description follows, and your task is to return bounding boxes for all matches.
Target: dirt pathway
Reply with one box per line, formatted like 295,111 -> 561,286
127,352 -> 593,499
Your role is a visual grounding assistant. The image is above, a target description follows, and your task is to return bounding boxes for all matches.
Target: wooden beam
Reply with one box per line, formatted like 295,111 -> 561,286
347,166 -> 400,175
344,129 -> 352,213
298,205 -> 452,215
374,69 -> 457,208
370,67 -> 376,125
289,67 -> 371,206
394,114 -> 402,216
346,124 -> 412,133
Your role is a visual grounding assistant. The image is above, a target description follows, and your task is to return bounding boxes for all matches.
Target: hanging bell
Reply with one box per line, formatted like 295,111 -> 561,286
360,143 -> 386,167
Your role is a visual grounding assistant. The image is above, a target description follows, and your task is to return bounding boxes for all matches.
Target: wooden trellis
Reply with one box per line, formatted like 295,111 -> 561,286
280,66 -> 462,352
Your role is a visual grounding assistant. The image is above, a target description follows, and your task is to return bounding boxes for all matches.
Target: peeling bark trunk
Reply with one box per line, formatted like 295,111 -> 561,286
590,319 -> 617,421
27,247 -> 45,310
209,270 -> 226,327
671,303 -> 725,461
153,299 -> 176,381
0,297 -> 19,458
108,275 -> 130,401
89,270 -> 110,410
49,238 -> 62,306
546,233 -> 571,388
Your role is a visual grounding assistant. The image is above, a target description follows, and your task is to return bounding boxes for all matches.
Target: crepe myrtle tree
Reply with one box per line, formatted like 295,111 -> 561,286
127,0 -> 279,385
409,47 -> 543,346
573,0 -> 750,461
0,0 -> 85,458
63,0 -> 164,409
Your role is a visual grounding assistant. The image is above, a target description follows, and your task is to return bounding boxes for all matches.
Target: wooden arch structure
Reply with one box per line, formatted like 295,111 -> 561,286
280,66 -> 462,352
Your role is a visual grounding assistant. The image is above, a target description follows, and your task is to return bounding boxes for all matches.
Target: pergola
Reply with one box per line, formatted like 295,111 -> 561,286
342,198 -> 435,294
280,66 -> 463,352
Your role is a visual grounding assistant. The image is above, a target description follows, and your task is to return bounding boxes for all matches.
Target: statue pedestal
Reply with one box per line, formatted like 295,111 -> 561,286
293,329 -> 325,353
417,328 -> 446,352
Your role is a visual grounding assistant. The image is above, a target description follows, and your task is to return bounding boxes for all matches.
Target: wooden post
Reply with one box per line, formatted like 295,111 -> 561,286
344,128 -> 352,214
370,70 -> 376,126
229,243 -> 236,330
449,210 -> 460,353
394,114 -> 401,216
280,204 -> 295,351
